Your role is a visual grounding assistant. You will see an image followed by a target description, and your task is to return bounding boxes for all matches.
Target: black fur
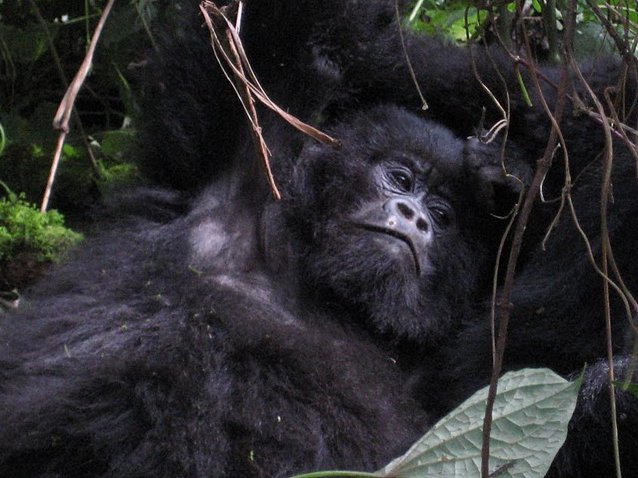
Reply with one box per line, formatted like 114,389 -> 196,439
0,101 -> 510,476
1,1 -> 637,477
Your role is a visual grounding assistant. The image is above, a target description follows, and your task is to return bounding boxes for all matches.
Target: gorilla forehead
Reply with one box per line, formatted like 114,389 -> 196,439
289,105 -> 468,212
329,105 -> 465,171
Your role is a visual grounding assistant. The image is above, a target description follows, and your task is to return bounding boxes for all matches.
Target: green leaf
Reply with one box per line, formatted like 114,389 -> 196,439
99,129 -> 135,159
626,383 -> 638,398
615,381 -> 638,399
531,0 -> 543,14
62,143 -> 80,159
0,23 -> 52,64
0,122 -> 6,157
377,368 -> 581,478
290,472 -> 378,478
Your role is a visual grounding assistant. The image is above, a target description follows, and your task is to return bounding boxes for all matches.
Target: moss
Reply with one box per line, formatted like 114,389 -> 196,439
0,186 -> 83,264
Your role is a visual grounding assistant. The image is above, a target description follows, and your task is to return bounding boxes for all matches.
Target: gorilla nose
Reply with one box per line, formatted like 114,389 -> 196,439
383,198 -> 430,235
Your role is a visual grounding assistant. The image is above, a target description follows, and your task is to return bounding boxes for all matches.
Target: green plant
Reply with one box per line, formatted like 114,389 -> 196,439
0,184 -> 82,264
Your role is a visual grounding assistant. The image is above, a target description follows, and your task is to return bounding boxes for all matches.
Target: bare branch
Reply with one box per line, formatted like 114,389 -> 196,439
41,0 -> 116,212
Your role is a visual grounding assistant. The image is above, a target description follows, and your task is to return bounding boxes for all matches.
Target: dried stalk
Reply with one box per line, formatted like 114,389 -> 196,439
41,0 -> 116,212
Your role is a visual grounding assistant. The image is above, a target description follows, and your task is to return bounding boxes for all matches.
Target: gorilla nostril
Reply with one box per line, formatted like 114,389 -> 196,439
416,218 -> 429,232
397,202 -> 415,219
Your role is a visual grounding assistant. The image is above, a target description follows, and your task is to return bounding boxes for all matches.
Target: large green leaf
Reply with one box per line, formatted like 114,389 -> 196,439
377,368 -> 581,478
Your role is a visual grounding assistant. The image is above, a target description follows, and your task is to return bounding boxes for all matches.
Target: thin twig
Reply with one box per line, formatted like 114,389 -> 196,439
479,1 -> 573,474
209,3 -> 339,147
569,55 -> 624,478
465,4 -> 515,364
28,0 -> 100,175
602,88 -> 638,332
42,0 -> 116,212
200,1 -> 340,200
200,1 -> 280,199
133,1 -> 159,52
394,0 -> 428,110
585,0 -> 637,71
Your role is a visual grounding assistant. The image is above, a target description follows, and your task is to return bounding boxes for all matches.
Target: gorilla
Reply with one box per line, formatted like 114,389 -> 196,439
0,104 -> 513,476
1,1 -> 637,478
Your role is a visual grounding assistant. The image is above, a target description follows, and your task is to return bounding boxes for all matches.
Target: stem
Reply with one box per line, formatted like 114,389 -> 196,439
42,0 -> 116,212
480,2 -> 573,474
541,0 -> 560,63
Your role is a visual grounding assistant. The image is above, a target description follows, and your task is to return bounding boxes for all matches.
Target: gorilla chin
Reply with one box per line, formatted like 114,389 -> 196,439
368,228 -> 423,276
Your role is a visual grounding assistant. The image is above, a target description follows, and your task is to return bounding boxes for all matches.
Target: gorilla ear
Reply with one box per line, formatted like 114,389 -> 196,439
463,137 -> 532,216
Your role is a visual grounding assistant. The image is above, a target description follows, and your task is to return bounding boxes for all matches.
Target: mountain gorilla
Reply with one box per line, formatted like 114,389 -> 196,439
0,109 -> 514,476
1,1 -> 637,478
0,5 -> 519,473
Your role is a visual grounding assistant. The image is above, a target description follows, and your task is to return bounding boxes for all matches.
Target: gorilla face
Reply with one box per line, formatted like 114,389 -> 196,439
352,155 -> 456,277
280,106 -> 496,341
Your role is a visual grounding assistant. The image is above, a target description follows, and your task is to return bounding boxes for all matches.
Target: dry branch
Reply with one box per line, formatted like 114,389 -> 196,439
200,0 -> 341,200
41,0 -> 116,213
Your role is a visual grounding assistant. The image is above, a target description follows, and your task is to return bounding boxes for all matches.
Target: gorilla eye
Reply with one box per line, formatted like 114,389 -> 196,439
389,169 -> 414,192
430,204 -> 453,228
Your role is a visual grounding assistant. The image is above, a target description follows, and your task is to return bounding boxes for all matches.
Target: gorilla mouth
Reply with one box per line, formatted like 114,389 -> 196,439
354,223 -> 422,276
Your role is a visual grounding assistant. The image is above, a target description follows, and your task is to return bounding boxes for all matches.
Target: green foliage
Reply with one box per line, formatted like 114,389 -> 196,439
94,129 -> 141,194
0,0 -> 159,212
0,185 -> 82,263
625,383 -> 638,398
291,368 -> 581,478
96,159 -> 139,195
408,1 -> 481,41
615,380 -> 638,399
408,0 -> 637,60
